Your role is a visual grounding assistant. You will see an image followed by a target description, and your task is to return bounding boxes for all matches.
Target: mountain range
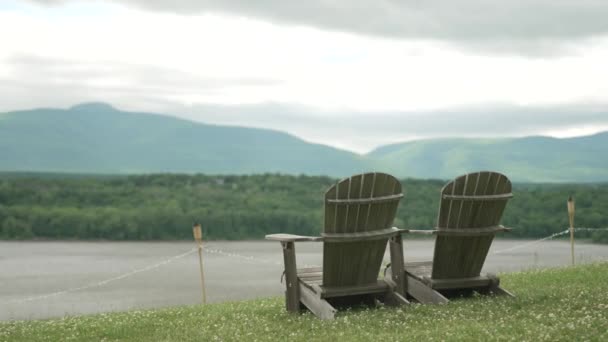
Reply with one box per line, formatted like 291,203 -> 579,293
1,103 -> 606,182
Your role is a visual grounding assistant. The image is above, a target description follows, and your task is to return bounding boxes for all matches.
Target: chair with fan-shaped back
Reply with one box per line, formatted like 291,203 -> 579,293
400,171 -> 515,304
266,172 -> 409,319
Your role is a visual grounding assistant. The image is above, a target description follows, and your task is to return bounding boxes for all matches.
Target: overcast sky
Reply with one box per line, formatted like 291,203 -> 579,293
1,0 -> 608,152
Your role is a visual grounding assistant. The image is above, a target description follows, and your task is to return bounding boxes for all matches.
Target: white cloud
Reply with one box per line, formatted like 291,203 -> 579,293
1,1 -> 608,152
169,102 -> 608,153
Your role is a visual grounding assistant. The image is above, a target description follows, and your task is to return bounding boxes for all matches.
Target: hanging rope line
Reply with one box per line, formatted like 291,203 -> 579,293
3,247 -> 197,305
491,229 -> 570,254
2,227 -> 607,305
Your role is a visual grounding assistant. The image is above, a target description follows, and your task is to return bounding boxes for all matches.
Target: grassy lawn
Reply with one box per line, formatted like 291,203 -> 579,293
2,262 -> 607,341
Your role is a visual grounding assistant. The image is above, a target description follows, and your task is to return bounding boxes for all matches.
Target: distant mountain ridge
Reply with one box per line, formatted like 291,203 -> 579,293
1,103 -> 606,182
0,103 -> 365,176
368,133 -> 608,182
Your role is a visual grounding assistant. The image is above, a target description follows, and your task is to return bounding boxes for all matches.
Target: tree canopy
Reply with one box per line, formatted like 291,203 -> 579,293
1,173 -> 606,243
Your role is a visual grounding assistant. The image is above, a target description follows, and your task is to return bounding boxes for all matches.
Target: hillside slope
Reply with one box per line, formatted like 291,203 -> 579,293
0,103 -> 365,176
1,103 -> 607,182
368,134 -> 608,182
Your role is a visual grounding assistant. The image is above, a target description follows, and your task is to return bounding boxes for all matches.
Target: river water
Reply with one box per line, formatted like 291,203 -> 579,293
1,239 -> 607,321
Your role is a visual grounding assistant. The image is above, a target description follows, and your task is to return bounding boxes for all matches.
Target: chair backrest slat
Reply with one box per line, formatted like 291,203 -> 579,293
432,171 -> 512,279
322,172 -> 402,287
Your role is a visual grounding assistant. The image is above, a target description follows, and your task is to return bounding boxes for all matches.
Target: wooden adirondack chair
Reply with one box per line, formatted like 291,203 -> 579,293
395,171 -> 515,304
266,172 -> 409,320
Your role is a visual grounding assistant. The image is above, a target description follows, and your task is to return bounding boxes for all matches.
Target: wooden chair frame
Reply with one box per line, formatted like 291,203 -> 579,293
390,171 -> 515,304
266,172 -> 409,319
267,232 -> 408,319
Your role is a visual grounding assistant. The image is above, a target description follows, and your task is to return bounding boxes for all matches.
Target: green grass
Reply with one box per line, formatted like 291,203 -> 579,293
2,263 -> 608,341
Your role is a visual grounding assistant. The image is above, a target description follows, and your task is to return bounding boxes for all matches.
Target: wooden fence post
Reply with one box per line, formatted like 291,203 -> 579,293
193,223 -> 207,304
567,196 -> 575,266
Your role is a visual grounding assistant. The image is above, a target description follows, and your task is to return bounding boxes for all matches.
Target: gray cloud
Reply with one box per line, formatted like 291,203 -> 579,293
169,102 -> 608,152
2,64 -> 607,152
25,0 -> 608,55
3,54 -> 607,153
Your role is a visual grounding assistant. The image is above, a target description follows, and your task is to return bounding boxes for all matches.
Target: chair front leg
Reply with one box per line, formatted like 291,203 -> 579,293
281,241 -> 300,312
388,233 -> 406,296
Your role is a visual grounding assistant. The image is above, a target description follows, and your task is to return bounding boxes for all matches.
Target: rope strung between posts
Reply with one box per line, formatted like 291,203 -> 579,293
491,227 -> 608,255
3,247 -> 197,305
204,247 -> 282,266
491,230 -> 570,254
3,227 -> 607,305
1,245 -> 317,305
571,227 -> 608,231
205,247 -> 320,268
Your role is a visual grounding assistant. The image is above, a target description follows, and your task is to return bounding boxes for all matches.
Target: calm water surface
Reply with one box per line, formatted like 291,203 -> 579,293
1,239 -> 607,321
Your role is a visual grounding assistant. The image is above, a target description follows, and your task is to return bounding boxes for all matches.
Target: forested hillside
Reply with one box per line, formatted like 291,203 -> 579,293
368,133 -> 608,182
1,103 -> 607,182
1,173 -> 606,243
0,103 -> 364,176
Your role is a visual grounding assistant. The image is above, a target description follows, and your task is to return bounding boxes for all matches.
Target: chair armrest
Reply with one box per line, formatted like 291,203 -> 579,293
404,229 -> 437,235
405,225 -> 512,235
265,233 -> 323,242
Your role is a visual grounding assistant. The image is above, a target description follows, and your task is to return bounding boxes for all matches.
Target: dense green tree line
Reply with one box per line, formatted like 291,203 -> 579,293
0,173 -> 607,243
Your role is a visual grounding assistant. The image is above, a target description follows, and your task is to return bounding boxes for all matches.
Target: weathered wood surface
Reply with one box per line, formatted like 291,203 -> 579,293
405,275 -> 448,304
383,289 -> 410,307
442,193 -> 513,201
297,267 -> 323,281
326,193 -> 404,205
281,241 -> 299,312
402,172 -> 514,302
432,171 -> 512,279
427,276 -> 493,290
389,234 -> 406,294
297,259 -> 397,299
268,172 -> 407,319
320,281 -> 390,298
321,227 -> 400,242
266,234 -> 322,242
434,225 -> 511,236
480,273 -> 515,298
298,283 -> 336,320
408,226 -> 511,236
296,279 -> 394,299
323,172 -> 402,287
404,261 -> 433,281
